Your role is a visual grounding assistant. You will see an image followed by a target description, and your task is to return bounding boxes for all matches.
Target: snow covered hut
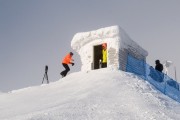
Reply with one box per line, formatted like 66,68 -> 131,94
71,25 -> 148,71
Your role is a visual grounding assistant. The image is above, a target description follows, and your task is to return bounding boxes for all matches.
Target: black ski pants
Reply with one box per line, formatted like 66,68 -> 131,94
61,63 -> 70,77
102,62 -> 107,68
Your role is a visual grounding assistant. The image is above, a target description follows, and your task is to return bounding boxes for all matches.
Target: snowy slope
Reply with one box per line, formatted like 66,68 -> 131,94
1,69 -> 180,120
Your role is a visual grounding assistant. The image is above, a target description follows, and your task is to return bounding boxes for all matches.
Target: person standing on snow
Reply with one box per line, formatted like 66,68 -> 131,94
60,52 -> 74,77
155,60 -> 163,72
101,43 -> 107,68
42,65 -> 49,84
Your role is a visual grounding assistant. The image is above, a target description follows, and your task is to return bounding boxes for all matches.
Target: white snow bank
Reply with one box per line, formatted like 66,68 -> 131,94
0,69 -> 180,120
71,25 -> 148,56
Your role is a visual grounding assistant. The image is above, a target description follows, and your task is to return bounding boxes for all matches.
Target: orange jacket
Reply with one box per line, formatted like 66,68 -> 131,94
62,53 -> 73,64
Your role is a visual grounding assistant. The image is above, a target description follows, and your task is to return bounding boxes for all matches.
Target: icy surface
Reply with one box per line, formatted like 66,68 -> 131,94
0,69 -> 180,120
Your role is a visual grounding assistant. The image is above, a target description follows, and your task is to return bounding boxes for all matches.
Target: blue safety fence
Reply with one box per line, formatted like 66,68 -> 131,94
126,54 -> 180,103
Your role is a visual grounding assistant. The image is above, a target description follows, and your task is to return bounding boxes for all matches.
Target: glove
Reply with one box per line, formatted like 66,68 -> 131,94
72,63 -> 74,66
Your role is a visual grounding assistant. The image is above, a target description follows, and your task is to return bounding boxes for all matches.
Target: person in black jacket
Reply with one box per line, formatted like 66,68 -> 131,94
155,60 -> 163,72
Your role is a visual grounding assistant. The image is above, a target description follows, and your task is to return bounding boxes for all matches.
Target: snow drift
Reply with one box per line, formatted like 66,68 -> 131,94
0,69 -> 180,120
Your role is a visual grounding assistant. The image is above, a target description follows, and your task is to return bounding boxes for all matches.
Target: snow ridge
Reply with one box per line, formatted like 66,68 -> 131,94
0,69 -> 180,120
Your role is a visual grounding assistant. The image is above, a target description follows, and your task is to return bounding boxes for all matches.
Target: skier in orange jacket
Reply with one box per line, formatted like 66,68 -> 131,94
60,52 -> 74,77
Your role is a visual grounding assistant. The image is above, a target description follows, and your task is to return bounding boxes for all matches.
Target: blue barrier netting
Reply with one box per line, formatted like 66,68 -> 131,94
126,55 -> 180,103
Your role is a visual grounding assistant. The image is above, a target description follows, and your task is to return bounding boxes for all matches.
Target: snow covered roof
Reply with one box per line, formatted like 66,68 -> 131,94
71,26 -> 119,51
71,25 -> 148,57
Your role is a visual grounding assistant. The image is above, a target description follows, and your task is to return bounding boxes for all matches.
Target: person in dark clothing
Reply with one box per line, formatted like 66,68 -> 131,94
155,60 -> 163,72
60,52 -> 74,77
42,65 -> 49,84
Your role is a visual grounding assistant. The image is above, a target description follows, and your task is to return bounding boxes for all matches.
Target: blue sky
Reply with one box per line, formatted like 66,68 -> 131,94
1,0 -> 180,92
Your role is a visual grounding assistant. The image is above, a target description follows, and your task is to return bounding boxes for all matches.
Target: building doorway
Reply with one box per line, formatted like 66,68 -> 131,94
93,43 -> 107,69
93,44 -> 102,69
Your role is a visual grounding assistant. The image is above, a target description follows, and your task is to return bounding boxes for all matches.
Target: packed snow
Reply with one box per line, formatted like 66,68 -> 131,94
1,69 -> 180,120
